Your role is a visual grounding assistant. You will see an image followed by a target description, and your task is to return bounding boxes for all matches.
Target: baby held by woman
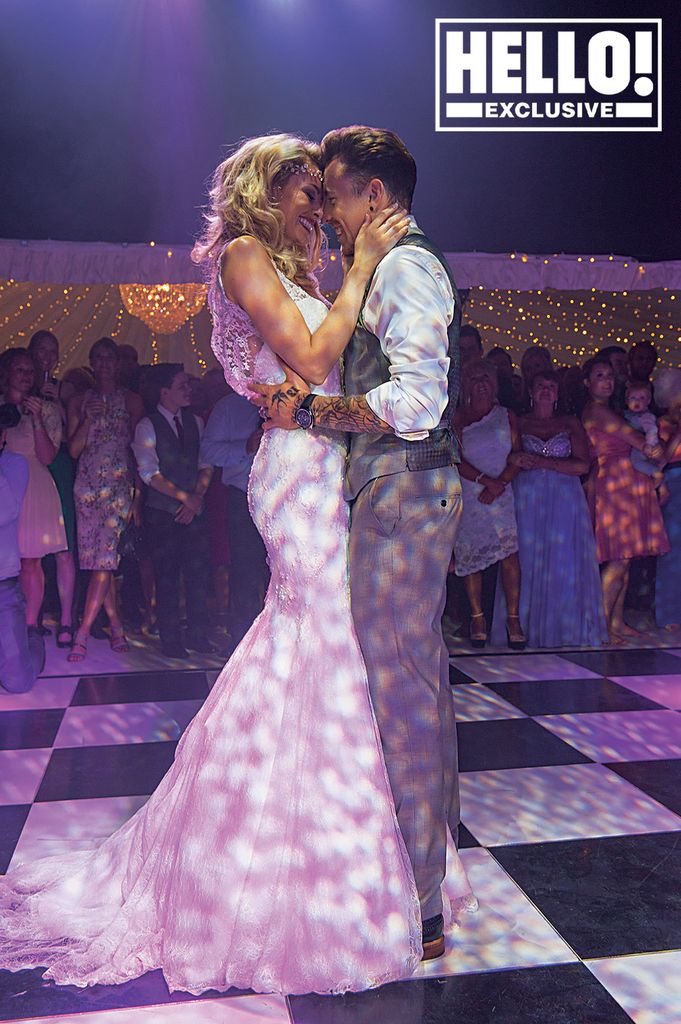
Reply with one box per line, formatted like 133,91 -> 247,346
625,381 -> 668,503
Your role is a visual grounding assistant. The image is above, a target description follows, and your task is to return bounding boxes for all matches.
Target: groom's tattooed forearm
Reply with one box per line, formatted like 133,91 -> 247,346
313,396 -> 393,434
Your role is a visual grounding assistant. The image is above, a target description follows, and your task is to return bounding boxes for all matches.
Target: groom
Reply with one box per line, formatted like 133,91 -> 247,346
251,126 -> 462,960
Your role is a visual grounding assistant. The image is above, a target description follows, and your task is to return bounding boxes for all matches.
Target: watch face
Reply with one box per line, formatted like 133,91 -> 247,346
295,408 -> 314,429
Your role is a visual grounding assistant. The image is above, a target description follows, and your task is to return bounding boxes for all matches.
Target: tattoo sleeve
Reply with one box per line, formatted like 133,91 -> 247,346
313,395 -> 393,434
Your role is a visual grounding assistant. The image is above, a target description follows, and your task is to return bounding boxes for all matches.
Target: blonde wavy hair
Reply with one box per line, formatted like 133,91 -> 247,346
191,133 -> 324,290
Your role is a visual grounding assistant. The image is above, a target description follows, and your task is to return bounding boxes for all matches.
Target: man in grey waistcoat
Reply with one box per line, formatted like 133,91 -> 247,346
251,126 -> 462,960
132,364 -> 215,660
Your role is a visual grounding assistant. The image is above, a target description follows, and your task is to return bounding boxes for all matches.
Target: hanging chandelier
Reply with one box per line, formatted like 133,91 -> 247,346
119,282 -> 207,334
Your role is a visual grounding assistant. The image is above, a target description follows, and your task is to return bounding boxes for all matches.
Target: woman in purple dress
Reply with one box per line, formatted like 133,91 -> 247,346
494,370 -> 607,648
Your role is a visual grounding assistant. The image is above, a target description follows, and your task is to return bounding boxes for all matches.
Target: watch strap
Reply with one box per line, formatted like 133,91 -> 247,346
299,394 -> 317,414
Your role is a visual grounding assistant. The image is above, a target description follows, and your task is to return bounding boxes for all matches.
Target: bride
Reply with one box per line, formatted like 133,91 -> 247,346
0,134 -> 467,997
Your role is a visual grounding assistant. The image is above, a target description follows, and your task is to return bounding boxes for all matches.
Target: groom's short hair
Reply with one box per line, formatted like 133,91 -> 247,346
319,126 -> 417,211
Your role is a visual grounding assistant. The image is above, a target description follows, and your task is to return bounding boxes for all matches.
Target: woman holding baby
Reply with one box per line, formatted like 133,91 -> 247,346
581,356 -> 669,643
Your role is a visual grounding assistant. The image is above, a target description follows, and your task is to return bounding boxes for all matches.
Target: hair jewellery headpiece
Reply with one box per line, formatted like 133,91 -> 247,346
278,161 -> 323,184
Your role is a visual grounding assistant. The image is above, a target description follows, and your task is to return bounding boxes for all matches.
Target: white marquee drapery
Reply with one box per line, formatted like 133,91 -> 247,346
1,239 -> 680,374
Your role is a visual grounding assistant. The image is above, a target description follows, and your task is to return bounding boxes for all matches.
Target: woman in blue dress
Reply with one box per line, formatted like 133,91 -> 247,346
493,370 -> 608,648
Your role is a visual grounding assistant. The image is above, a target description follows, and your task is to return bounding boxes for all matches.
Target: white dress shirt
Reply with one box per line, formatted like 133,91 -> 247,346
362,219 -> 455,441
200,392 -> 262,493
132,404 -> 211,486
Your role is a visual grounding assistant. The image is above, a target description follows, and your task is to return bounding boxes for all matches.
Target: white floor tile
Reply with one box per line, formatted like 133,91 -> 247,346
537,710 -> 681,762
459,763 -> 681,846
587,950 -> 681,1024
4,993 -> 290,1024
413,847 -> 576,978
609,675 -> 681,710
456,654 -> 601,684
54,701 -> 203,747
42,636 -> 224,679
452,684 -> 526,722
0,748 -> 52,805
0,676 -> 78,710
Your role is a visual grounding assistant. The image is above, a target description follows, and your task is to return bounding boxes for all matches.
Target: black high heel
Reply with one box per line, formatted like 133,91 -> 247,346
56,623 -> 74,649
470,612 -> 487,649
506,615 -> 526,650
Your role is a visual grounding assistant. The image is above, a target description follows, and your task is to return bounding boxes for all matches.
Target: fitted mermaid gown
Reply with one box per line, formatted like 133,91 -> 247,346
0,263 -> 472,995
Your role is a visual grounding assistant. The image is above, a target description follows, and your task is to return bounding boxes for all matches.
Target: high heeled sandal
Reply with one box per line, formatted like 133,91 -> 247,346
67,637 -> 88,663
469,612 -> 488,649
506,615 -> 527,651
109,629 -> 130,654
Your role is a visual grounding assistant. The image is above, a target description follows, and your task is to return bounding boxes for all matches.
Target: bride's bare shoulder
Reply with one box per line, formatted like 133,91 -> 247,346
221,236 -> 279,302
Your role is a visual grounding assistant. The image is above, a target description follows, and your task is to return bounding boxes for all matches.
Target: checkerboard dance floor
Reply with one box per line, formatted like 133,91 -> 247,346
2,648 -> 681,1024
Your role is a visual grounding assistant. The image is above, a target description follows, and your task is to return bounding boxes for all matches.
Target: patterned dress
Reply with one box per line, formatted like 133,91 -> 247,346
73,390 -> 133,570
584,425 -> 670,563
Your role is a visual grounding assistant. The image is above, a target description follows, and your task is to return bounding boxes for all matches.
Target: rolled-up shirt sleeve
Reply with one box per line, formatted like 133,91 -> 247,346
131,417 -> 159,485
361,245 -> 454,440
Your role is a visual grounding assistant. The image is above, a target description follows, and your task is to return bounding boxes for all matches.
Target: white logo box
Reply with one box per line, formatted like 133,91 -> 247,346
435,18 -> 662,132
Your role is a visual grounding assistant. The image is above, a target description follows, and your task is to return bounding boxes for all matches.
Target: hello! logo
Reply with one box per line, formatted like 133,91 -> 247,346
435,19 -> 661,132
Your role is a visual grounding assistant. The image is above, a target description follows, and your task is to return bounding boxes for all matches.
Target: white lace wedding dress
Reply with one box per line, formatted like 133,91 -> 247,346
0,259 -> 473,996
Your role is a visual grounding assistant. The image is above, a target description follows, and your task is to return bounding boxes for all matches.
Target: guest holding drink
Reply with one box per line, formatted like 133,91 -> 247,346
0,348 -> 67,635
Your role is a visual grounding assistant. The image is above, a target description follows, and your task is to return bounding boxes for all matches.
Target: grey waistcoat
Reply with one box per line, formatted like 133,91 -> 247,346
145,409 -> 200,515
344,231 -> 461,501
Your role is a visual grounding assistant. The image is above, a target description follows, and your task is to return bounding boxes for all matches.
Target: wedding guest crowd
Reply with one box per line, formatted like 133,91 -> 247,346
1,327 -> 680,665
448,337 -> 681,648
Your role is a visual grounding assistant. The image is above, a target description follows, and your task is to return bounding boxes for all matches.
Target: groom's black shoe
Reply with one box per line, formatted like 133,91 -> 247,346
421,913 -> 445,961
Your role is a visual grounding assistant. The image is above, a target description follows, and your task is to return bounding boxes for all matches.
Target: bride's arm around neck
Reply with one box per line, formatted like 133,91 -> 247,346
222,216 -> 407,387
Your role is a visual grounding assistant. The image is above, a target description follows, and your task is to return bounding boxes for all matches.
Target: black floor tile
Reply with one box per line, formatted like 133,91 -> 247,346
492,831 -> 681,959
486,678 -> 666,717
560,649 -> 681,677
0,805 -> 30,874
0,709 -> 64,751
449,663 -> 477,684
71,672 -> 210,706
457,823 -> 479,848
607,759 -> 681,817
0,966 -> 247,1022
35,741 -> 178,801
457,718 -> 592,771
289,963 -> 633,1024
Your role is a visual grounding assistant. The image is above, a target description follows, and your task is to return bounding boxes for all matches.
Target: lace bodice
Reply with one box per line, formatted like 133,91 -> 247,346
522,432 -> 572,459
208,253 -> 340,397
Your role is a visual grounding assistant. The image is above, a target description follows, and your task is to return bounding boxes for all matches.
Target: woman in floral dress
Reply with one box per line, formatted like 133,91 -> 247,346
67,337 -> 144,660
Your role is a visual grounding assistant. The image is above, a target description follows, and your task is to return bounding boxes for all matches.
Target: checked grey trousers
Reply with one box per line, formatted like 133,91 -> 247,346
349,465 -> 462,920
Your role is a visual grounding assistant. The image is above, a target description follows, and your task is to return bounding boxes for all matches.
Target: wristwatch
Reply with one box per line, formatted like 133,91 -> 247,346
294,393 -> 317,429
